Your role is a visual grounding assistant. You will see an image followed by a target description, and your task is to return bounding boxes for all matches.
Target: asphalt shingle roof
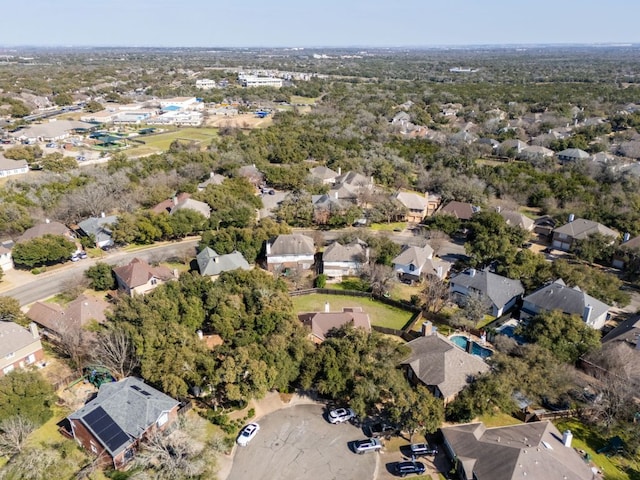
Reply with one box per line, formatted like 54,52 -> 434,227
450,269 -> 524,310
268,234 -> 315,256
553,218 -> 618,240
196,247 -> 251,276
523,279 -> 610,319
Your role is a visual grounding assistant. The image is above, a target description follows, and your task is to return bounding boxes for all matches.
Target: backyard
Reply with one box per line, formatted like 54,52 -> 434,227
291,293 -> 415,331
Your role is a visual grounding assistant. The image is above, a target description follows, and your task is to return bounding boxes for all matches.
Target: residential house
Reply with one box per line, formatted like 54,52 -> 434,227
0,245 -> 13,271
449,130 -> 478,145
449,268 -> 524,317
309,165 -> 340,185
196,247 -> 251,279
497,209 -> 534,231
322,239 -> 368,281
440,421 -> 594,480
113,258 -> 176,296
16,220 -> 75,244
329,171 -> 374,204
589,315 -> 640,388
392,244 -> 450,283
66,377 -> 180,469
266,234 -> 315,273
518,145 -> 555,161
497,139 -> 528,156
551,216 -> 618,251
26,294 -> 110,341
557,148 -> 590,164
521,279 -> 610,330
0,321 -> 44,376
402,328 -> 490,404
151,193 -> 211,219
437,201 -> 476,221
197,172 -> 226,191
0,154 -> 28,178
76,214 -> 117,248
533,215 -> 557,241
298,306 -> 371,344
237,164 -> 264,188
612,233 -> 640,269
392,191 -> 441,223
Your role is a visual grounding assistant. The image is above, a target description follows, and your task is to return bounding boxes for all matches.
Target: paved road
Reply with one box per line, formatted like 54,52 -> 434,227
0,239 -> 199,306
227,404 -> 378,480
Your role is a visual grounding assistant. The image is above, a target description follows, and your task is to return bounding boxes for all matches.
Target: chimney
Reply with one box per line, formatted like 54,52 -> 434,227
337,167 -> 341,176
172,196 -> 178,206
635,334 -> 640,351
495,206 -> 501,213
29,322 -> 39,339
568,213 -> 575,223
333,191 -> 339,199
436,266 -> 443,278
583,304 -> 593,324
469,268 -> 476,277
623,232 -> 631,243
45,218 -> 50,224
562,430 -> 573,448
100,211 -> 106,218
421,321 -> 433,336
324,302 -> 330,313
196,330 -> 203,340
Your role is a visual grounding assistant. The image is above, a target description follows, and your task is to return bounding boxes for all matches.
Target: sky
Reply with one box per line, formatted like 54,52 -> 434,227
2,0 -> 640,48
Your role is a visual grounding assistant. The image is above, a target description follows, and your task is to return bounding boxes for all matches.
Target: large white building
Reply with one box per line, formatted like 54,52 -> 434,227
159,97 -> 200,110
238,75 -> 283,88
196,79 -> 216,90
0,155 -> 29,178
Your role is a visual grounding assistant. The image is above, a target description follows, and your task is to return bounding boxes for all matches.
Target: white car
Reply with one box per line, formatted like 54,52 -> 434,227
328,407 -> 355,424
237,422 -> 260,446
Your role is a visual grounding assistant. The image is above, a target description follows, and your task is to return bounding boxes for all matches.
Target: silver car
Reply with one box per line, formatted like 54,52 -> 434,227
353,438 -> 382,454
328,407 -> 355,424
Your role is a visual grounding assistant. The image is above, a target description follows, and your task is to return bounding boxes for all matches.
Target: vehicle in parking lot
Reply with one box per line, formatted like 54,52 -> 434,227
353,438 -> 382,454
393,460 -> 426,477
328,407 -> 355,424
237,422 -> 260,446
70,255 -> 80,262
78,251 -> 88,259
409,443 -> 438,456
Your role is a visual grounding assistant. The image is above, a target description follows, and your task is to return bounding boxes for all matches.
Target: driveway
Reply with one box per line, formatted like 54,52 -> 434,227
227,404 -> 378,480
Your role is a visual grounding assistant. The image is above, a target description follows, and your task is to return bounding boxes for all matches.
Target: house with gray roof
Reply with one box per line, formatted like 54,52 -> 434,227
197,172 -> 226,191
521,279 -> 610,330
298,306 -> 371,344
266,234 -> 315,273
557,148 -> 590,164
518,145 -> 554,161
437,201 -> 476,220
450,268 -> 524,317
498,139 -> 528,156
0,321 -> 43,377
392,244 -> 450,283
591,315 -> 640,388
497,209 -> 534,231
196,247 -> 251,278
16,220 -> 75,244
77,215 -> 117,248
329,171 -> 374,203
322,239 -> 369,280
0,154 -> 28,178
552,216 -> 618,252
67,377 -> 180,469
309,165 -> 340,185
440,421 -> 594,480
392,191 -> 441,223
402,331 -> 490,404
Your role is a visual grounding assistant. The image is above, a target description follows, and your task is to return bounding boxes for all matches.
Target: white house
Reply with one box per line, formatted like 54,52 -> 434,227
266,234 -> 315,273
322,240 -> 369,281
0,155 -> 28,178
392,244 -> 450,283
0,246 -> 13,271
238,75 -> 283,88
158,97 -> 199,110
195,79 -> 216,90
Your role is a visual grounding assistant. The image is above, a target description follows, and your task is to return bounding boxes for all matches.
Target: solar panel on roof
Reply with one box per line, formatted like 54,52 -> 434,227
130,385 -> 142,391
83,406 -> 131,453
141,390 -> 151,396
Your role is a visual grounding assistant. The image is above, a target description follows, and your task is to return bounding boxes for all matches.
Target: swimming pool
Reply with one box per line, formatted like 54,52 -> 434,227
449,335 -> 493,359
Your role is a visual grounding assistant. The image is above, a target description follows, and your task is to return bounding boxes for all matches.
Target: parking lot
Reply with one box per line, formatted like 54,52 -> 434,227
227,404 -> 378,480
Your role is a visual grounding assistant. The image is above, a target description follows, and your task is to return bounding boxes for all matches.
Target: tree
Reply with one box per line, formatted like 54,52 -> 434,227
0,416 -> 36,457
363,262 -> 395,296
0,371 -> 56,425
11,234 -> 76,269
572,232 -> 616,265
520,310 -> 601,364
465,211 -> 527,268
53,93 -> 73,106
85,262 -> 115,290
92,325 -> 140,380
0,296 -> 25,325
84,100 -> 104,113
421,276 -> 449,314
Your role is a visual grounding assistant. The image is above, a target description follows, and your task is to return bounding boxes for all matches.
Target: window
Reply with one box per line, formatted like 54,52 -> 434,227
90,443 -> 98,453
157,412 -> 169,427
3,365 -> 15,375
409,264 -> 415,272
5,352 -> 15,360
26,354 -> 36,365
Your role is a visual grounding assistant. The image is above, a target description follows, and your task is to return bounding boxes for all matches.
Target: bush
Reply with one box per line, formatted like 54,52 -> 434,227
339,278 -> 371,292
314,274 -> 327,288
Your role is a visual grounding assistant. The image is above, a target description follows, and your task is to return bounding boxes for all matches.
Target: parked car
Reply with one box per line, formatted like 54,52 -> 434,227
394,461 -> 426,477
328,407 -> 355,424
353,438 -> 382,454
70,255 -> 80,262
237,422 -> 260,446
409,443 -> 438,456
78,251 -> 88,259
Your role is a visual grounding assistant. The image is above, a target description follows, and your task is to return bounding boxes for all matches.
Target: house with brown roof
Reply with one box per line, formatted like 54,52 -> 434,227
265,234 -> 315,273
441,421 -> 595,480
437,201 -> 477,221
392,191 -> 441,223
26,294 -> 110,341
151,193 -> 211,219
497,208 -> 534,231
298,305 -> 371,343
16,220 -> 75,244
612,233 -> 640,269
402,329 -> 490,404
0,321 -> 44,376
552,216 -> 618,252
309,165 -> 340,185
113,258 -> 176,296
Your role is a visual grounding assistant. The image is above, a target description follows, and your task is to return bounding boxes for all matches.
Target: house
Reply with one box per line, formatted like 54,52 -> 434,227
449,268 -> 524,317
265,234 -> 315,273
557,148 -> 590,164
322,239 -> 369,281
113,258 -> 176,296
402,328 -> 490,404
0,245 -> 13,271
440,421 -> 595,480
76,214 -> 117,248
392,244 -> 450,283
329,171 -> 374,203
66,377 -> 180,469
151,193 -> 211,219
196,247 -> 251,278
497,139 -> 528,156
298,306 -> 371,343
0,321 -> 44,376
497,209 -> 534,231
237,164 -> 264,188
197,172 -> 226,191
551,216 -> 618,251
392,191 -> 441,223
10,120 -> 95,143
26,294 -> 109,340
437,201 -> 476,221
612,233 -> 640,269
518,145 -> 555,161
591,315 -> 640,387
16,220 -> 75,244
309,165 -> 340,185
0,154 -> 28,178
533,215 -> 557,240
521,279 -> 610,330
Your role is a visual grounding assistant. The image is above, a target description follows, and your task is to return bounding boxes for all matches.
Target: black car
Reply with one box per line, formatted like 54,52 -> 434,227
394,461 -> 426,477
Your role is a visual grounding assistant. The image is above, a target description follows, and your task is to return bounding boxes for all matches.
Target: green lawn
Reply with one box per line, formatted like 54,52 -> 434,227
290,95 -> 318,105
369,222 -> 407,232
554,419 -> 637,480
127,127 -> 218,155
477,411 -> 522,427
292,294 -> 414,330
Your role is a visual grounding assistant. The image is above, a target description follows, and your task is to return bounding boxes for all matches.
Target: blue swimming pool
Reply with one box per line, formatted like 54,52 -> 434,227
449,335 -> 493,359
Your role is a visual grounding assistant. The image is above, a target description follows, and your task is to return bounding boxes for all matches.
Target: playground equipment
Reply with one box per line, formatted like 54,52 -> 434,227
66,365 -> 115,390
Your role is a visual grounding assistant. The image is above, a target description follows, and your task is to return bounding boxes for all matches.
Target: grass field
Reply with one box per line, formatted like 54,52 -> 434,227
127,127 -> 219,156
292,293 -> 414,330
369,222 -> 408,232
290,95 -> 319,105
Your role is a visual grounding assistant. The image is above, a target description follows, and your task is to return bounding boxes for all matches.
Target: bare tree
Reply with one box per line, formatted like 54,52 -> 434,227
92,326 -> 140,380
0,416 -> 36,457
55,321 -> 93,373
363,262 -> 395,296
421,276 -> 450,314
0,446 -> 57,480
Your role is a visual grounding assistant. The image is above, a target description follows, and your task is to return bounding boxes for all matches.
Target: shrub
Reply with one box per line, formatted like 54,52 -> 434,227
314,274 -> 327,288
